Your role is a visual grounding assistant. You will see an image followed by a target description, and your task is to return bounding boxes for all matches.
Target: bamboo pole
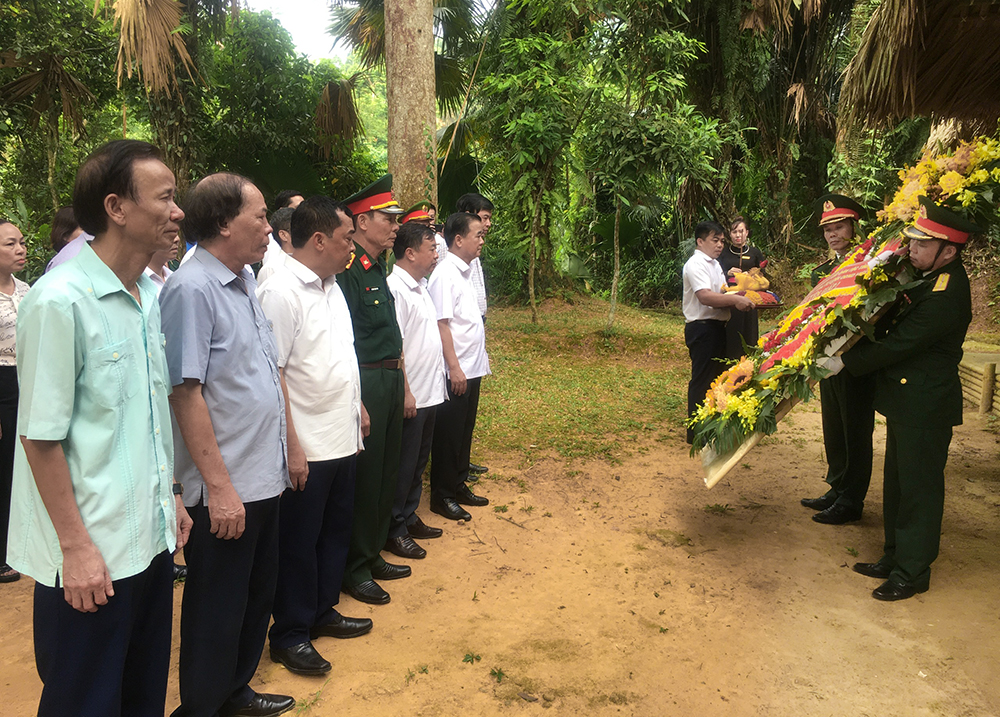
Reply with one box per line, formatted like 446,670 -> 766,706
980,363 -> 995,414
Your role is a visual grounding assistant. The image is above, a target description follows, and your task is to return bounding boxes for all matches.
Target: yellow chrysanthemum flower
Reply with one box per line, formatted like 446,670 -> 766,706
938,170 -> 966,195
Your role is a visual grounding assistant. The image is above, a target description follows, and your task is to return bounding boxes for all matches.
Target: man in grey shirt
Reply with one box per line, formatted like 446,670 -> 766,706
161,173 -> 295,717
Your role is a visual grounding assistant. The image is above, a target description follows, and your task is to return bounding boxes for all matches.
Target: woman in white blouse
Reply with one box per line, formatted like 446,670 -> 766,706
0,219 -> 29,583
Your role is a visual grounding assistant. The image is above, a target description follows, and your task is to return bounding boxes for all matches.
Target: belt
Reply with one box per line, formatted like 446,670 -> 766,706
690,319 -> 726,326
360,359 -> 402,370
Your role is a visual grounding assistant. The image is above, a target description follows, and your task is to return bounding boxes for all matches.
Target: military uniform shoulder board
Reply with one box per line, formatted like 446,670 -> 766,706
932,273 -> 950,292
345,251 -> 356,270
359,254 -> 373,271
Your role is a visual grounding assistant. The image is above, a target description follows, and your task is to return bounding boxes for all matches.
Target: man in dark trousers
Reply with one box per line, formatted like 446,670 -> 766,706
163,173 -> 294,717
838,198 -> 977,601
682,221 -> 754,444
338,175 -> 411,605
802,193 -> 878,525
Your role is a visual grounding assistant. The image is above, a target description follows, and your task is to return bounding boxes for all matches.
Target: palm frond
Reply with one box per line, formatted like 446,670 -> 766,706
99,0 -> 197,95
315,71 -> 365,160
0,53 -> 95,134
841,0 -> 1000,131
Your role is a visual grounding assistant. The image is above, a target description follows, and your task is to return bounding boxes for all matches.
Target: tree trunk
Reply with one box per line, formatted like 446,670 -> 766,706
605,196 -> 622,332
384,0 -> 437,208
527,183 -> 543,325
46,109 -> 60,216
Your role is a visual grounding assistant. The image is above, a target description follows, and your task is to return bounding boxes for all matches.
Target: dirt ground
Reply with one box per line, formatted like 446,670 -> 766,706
1,404 -> 998,716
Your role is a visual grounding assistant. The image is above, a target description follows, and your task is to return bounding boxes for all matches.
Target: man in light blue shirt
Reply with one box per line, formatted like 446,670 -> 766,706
8,140 -> 191,716
161,172 -> 294,717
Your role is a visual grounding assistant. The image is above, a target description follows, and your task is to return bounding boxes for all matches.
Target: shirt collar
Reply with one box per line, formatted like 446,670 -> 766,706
76,242 -> 148,301
193,245 -> 248,286
391,265 -> 426,291
284,255 -> 323,288
695,249 -> 718,263
446,251 -> 471,274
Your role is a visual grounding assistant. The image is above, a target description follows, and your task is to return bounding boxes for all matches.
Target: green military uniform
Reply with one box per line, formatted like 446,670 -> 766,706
339,178 -> 406,589
843,198 -> 977,596
807,194 -> 876,523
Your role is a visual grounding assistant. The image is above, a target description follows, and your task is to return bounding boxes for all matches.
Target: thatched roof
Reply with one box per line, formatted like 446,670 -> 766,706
840,0 -> 1000,129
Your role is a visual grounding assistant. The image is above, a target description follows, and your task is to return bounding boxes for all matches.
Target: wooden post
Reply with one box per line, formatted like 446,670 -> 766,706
980,363 -> 995,415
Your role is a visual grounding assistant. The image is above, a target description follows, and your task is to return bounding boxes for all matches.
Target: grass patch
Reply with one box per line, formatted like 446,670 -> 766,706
477,299 -> 688,462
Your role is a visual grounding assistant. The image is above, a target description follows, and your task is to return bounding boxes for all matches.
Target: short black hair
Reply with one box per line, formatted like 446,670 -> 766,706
273,189 -> 303,211
72,140 -> 162,236
695,221 -> 725,242
443,212 -> 480,248
455,193 -> 494,215
393,222 -> 435,258
50,207 -> 80,252
269,207 -> 295,242
290,196 -> 351,249
182,173 -> 253,243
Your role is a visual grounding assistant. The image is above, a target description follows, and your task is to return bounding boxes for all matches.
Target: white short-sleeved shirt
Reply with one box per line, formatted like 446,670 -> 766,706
427,252 -> 490,380
387,267 -> 447,409
433,234 -> 487,316
682,249 -> 730,322
256,248 -> 286,284
257,256 -> 363,461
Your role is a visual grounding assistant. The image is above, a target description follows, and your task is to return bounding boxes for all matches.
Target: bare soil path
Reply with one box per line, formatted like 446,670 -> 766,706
2,404 -> 998,716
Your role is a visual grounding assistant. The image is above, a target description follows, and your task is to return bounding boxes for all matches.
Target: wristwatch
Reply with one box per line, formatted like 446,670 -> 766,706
172,483 -> 184,496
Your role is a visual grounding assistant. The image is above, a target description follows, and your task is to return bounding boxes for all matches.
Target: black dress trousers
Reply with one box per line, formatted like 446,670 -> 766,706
685,319 -> 728,443
173,497 -> 280,717
431,376 -> 482,500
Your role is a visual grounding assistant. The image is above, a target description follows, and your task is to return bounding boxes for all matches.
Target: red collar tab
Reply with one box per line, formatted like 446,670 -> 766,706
359,253 -> 373,271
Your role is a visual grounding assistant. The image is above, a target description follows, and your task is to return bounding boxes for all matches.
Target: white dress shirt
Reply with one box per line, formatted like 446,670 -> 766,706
387,267 -> 447,409
256,249 -> 286,284
434,233 -> 487,316
682,249 -> 730,322
427,252 -> 491,380
256,256 -> 363,461
143,264 -> 172,296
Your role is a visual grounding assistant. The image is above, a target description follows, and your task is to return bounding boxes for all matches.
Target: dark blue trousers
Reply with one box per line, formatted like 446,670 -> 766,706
34,550 -> 173,717
269,455 -> 356,649
391,405 -> 437,539
173,497 -> 280,717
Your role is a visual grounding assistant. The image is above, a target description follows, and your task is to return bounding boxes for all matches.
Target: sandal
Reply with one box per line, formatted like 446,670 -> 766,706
0,563 -> 21,583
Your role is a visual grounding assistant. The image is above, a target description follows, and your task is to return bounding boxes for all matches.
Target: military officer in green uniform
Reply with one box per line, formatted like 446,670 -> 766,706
802,194 -> 877,525
837,198 -> 977,601
338,175 -> 410,605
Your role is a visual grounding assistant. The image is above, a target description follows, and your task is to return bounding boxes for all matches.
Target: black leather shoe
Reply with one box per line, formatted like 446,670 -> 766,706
270,641 -> 330,676
456,484 -> 489,507
222,692 -> 296,717
853,562 -> 892,579
469,463 -> 489,475
385,535 -> 427,559
800,494 -> 836,511
310,609 -> 373,639
172,563 -> 188,581
344,580 -> 390,605
872,580 -> 927,601
408,515 -> 443,539
372,561 -> 411,580
812,503 -> 862,524
431,497 -> 471,521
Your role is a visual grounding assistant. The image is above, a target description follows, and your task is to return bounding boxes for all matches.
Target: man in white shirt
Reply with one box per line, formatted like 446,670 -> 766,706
256,196 -> 373,677
144,235 -> 177,296
385,223 -> 448,559
454,193 -> 494,477
682,220 -> 754,444
427,213 -> 491,521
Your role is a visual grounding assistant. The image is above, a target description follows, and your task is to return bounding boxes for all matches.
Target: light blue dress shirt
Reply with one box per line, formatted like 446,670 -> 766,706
160,247 -> 288,507
7,243 -> 176,586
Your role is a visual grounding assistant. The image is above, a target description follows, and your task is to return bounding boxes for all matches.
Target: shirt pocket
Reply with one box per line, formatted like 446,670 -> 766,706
85,340 -> 139,409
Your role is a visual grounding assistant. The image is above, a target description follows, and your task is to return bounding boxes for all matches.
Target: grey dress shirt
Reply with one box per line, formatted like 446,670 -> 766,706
160,247 -> 289,507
